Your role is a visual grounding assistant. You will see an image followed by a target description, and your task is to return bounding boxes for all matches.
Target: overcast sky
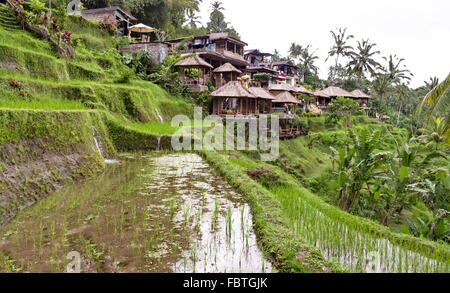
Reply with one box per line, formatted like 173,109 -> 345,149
197,0 -> 450,88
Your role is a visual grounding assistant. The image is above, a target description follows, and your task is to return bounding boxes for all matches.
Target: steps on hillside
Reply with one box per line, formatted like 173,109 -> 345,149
0,3 -> 21,31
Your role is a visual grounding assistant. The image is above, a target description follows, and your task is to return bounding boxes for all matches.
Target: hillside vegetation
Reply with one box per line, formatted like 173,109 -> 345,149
0,3 -> 193,224
0,4 -> 192,131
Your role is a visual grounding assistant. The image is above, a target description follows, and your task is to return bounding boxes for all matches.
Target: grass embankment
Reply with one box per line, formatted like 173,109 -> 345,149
0,14 -> 193,142
0,109 -> 115,225
203,136 -> 449,272
201,151 -> 344,273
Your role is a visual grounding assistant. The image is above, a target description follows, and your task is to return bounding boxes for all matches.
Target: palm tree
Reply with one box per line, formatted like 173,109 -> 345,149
299,45 -> 319,75
382,54 -> 413,84
414,73 -> 450,142
326,28 -> 354,83
288,43 -> 304,60
371,74 -> 391,108
186,9 -> 201,28
424,77 -> 440,92
211,1 -> 224,12
347,39 -> 381,78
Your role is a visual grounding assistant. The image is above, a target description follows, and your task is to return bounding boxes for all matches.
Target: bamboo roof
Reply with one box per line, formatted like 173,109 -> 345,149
268,83 -> 297,92
294,85 -> 314,95
350,89 -> 371,98
272,91 -> 301,104
314,86 -> 355,98
248,87 -> 276,100
213,62 -> 242,73
211,81 -> 256,98
174,55 -> 213,68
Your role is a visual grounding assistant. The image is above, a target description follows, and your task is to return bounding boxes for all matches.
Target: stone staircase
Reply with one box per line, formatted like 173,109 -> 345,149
0,3 -> 21,31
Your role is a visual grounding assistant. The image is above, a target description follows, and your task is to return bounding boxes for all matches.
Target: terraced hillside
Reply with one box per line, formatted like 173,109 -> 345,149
0,3 -> 193,224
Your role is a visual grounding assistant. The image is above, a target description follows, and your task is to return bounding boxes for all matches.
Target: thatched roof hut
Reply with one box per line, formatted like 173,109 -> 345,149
175,55 -> 213,68
314,86 -> 355,98
210,81 -> 256,98
268,83 -> 297,92
294,85 -> 313,95
213,62 -> 242,74
273,91 -> 301,104
350,89 -> 371,98
248,87 -> 276,100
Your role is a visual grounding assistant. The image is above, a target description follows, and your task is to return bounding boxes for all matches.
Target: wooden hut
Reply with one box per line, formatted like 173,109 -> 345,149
211,81 -> 258,115
350,89 -> 371,109
272,91 -> 301,114
174,55 -> 213,92
268,83 -> 300,113
313,86 -> 354,109
213,63 -> 243,87
248,87 -> 276,114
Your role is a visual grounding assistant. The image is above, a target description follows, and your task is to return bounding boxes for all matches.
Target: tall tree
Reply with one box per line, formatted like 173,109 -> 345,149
326,28 -> 354,84
299,45 -> 319,75
210,1 -> 224,11
382,54 -> 413,84
185,9 -> 201,28
206,0 -> 240,39
347,39 -> 381,78
371,74 -> 392,107
288,43 -> 304,60
424,77 -> 440,92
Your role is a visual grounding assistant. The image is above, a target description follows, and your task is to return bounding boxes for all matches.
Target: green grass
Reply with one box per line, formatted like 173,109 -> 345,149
208,150 -> 450,272
126,122 -> 178,136
201,151 -> 343,273
0,97 -> 87,110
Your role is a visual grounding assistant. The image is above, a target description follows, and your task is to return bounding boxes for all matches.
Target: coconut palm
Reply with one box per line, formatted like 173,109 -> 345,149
288,43 -> 304,60
326,28 -> 354,83
424,77 -> 440,92
185,9 -> 201,28
347,39 -> 381,78
414,74 -> 450,141
382,54 -> 413,84
371,74 -> 391,106
299,45 -> 319,75
210,1 -> 224,12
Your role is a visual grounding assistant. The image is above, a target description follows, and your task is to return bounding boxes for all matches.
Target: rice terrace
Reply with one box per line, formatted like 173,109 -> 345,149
0,0 -> 449,280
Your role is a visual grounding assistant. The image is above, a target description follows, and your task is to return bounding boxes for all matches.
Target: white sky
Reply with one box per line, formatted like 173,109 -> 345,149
198,0 -> 450,88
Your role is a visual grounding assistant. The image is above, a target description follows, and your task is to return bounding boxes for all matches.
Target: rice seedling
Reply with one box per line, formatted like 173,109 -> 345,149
0,253 -> 22,273
226,205 -> 233,239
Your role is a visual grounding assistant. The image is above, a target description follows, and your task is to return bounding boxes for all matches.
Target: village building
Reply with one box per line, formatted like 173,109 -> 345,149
174,55 -> 214,92
168,33 -> 249,89
268,83 -> 301,114
244,49 -> 280,87
169,33 -> 249,69
313,86 -> 371,111
350,89 -> 372,109
83,7 -> 169,65
271,60 -> 304,86
213,63 -> 243,88
82,7 -> 137,36
210,81 -> 275,116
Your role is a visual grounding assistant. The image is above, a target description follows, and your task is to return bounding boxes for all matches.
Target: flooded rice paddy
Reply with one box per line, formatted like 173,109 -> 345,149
0,153 -> 272,273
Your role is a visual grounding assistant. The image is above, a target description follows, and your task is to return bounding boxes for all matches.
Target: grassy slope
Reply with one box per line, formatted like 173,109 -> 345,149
0,14 -> 192,139
203,148 -> 449,272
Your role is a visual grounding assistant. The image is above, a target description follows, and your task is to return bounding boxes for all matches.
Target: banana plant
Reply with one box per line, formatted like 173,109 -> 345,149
330,128 -> 390,211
